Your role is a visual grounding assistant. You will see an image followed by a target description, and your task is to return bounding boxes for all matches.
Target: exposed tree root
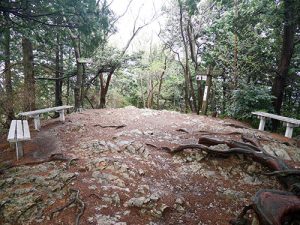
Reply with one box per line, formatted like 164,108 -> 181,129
50,194 -> 76,219
146,143 -> 159,149
166,136 -> 300,224
16,203 -> 38,222
19,153 -> 69,166
176,128 -> 189,133
241,135 -> 262,148
224,123 -> 250,129
197,130 -> 242,135
264,170 -> 300,177
11,153 -> 77,170
0,200 -> 10,211
50,189 -> 85,225
0,154 -> 80,174
72,189 -> 85,225
66,158 -> 79,170
230,190 -> 300,225
88,193 -> 102,200
93,124 -> 126,129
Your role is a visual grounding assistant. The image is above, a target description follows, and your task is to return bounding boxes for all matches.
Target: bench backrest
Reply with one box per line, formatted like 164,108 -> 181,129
7,120 -> 31,142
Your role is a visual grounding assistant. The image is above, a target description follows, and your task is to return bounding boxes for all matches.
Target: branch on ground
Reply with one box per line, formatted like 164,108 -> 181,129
93,124 -> 126,129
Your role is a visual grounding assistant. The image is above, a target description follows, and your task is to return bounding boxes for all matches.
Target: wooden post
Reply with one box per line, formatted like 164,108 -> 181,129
58,110 -> 65,122
258,116 -> 266,131
285,123 -> 295,138
33,115 -> 41,130
16,142 -> 24,160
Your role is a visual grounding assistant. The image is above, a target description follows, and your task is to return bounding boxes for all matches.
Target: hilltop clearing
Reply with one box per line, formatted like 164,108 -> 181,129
0,107 -> 299,225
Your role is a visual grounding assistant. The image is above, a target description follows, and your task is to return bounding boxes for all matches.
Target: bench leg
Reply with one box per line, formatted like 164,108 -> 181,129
33,115 -> 41,130
16,142 -> 24,160
258,116 -> 266,131
58,110 -> 65,122
285,123 -> 294,138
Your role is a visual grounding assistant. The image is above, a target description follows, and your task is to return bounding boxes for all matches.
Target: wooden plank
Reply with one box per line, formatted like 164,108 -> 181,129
19,108 -> 55,116
16,120 -> 24,140
22,120 -> 31,140
19,105 -> 73,117
7,120 -> 17,142
54,105 -> 73,111
252,112 -> 300,125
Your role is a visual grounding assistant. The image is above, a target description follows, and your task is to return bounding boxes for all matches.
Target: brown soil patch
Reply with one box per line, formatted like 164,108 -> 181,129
0,107 -> 299,225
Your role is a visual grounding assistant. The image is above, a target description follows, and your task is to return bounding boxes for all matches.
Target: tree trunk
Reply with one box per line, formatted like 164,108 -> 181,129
98,71 -> 114,109
272,0 -> 296,114
55,34 -> 63,109
222,73 -> 227,114
66,48 -> 71,112
81,64 -> 86,108
139,74 -> 146,108
156,57 -> 167,110
178,0 -> 195,113
98,73 -> 105,108
196,79 -> 203,114
233,0 -> 238,89
4,25 -> 14,126
187,18 -> 199,113
201,66 -> 213,115
22,37 -> 35,111
271,0 -> 296,130
71,34 -> 84,111
146,77 -> 154,109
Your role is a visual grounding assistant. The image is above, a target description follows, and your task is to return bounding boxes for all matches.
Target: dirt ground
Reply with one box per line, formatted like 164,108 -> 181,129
0,106 -> 300,225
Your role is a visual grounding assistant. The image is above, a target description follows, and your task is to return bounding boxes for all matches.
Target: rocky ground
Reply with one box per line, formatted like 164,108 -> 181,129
0,106 -> 300,225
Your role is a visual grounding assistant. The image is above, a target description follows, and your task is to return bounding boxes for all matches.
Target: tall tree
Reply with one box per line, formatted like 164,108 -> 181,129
55,34 -> 63,108
271,0 -> 298,116
3,6 -> 14,125
178,0 -> 196,113
22,37 -> 36,111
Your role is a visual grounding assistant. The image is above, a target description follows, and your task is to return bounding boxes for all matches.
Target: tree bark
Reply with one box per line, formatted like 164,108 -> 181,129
71,33 -> 84,111
98,71 -> 114,108
271,0 -> 296,116
4,24 -> 14,125
187,17 -> 199,113
22,37 -> 36,111
201,66 -> 213,115
178,0 -> 195,113
81,64 -> 86,108
55,34 -> 63,110
156,56 -> 167,109
139,74 -> 146,108
233,0 -> 238,89
146,76 -> 154,109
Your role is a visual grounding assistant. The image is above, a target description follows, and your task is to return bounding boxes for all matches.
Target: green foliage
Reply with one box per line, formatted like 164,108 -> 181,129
226,83 -> 274,121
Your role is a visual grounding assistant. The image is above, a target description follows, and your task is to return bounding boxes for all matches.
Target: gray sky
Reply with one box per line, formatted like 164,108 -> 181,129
109,0 -> 166,53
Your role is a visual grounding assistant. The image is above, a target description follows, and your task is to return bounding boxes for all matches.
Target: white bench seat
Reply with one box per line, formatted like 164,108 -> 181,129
252,112 -> 300,138
18,105 -> 73,130
7,120 -> 31,160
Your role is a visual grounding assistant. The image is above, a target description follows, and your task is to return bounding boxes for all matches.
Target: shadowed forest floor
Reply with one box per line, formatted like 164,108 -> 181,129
0,106 -> 300,225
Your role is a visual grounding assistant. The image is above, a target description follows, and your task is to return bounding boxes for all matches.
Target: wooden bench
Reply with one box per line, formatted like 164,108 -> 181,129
252,111 -> 300,138
7,120 -> 31,160
18,105 -> 73,130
